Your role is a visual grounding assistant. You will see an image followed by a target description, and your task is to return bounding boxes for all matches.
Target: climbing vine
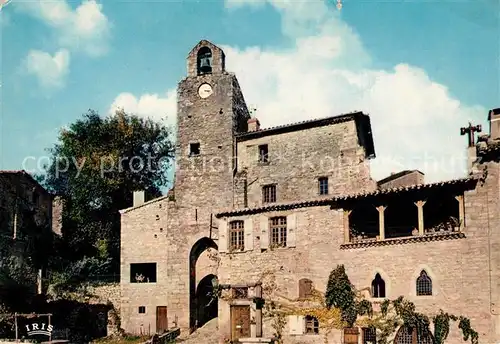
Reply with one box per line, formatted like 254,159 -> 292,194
257,265 -> 478,344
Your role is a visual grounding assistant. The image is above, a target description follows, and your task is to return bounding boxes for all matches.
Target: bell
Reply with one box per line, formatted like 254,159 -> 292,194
199,56 -> 212,74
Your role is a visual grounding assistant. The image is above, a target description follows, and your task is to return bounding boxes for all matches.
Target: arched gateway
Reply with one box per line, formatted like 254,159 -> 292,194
189,237 -> 218,332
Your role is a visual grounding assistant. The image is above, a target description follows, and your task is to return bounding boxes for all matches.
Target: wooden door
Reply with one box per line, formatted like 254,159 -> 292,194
344,327 -> 359,344
156,306 -> 168,334
230,305 -> 250,341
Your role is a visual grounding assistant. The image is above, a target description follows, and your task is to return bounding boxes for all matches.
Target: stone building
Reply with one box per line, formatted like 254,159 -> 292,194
119,40 -> 500,343
0,170 -> 62,292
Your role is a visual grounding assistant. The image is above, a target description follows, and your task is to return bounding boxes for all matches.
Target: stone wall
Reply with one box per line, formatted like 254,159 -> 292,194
236,119 -> 376,208
216,164 -> 499,344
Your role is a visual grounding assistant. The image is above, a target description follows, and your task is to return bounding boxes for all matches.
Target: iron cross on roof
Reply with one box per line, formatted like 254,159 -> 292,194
460,122 -> 482,147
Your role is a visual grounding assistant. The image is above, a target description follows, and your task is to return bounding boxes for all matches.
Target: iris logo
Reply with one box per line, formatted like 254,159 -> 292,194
25,323 -> 54,337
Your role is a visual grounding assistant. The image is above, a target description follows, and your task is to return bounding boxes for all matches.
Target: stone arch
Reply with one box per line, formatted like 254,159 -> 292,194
195,274 -> 218,329
189,237 -> 218,332
197,46 -> 212,75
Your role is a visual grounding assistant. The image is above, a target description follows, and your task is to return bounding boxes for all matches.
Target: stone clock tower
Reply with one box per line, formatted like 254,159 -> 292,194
174,40 -> 250,223
165,40 -> 250,332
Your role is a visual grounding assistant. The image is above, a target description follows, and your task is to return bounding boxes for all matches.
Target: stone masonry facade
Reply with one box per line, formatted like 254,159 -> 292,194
120,40 -> 500,343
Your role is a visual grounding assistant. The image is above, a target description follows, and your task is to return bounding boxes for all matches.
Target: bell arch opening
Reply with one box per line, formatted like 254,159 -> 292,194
189,237 -> 218,333
197,47 -> 212,75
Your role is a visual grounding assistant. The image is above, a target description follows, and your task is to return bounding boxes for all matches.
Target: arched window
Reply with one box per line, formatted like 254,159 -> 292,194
298,278 -> 313,299
371,273 -> 386,298
416,270 -> 432,296
305,315 -> 319,334
197,47 -> 212,75
394,326 -> 433,344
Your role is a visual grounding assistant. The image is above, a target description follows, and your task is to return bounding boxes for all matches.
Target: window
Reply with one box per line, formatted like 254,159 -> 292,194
270,216 -> 287,247
138,306 -> 146,314
371,273 -> 386,298
299,278 -> 313,299
394,326 -> 433,344
258,144 -> 269,163
130,263 -> 157,283
232,287 -> 248,299
362,327 -> 377,344
318,177 -> 328,195
229,220 -> 245,252
305,315 -> 319,334
416,270 -> 432,296
262,184 -> 276,203
189,143 -> 200,156
197,47 -> 212,75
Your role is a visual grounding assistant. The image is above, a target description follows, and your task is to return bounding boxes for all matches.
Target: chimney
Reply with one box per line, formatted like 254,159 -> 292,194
488,108 -> 500,140
247,118 -> 260,132
133,191 -> 145,207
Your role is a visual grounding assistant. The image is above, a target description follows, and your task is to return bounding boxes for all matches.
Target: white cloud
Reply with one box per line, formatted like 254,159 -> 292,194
109,90 -> 177,128
23,49 -> 70,89
17,0 -> 110,57
110,0 -> 486,183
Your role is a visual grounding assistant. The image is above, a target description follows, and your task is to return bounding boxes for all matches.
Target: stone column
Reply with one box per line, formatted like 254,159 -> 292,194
455,195 -> 465,230
343,210 -> 352,243
376,206 -> 386,240
255,283 -> 263,337
414,200 -> 426,235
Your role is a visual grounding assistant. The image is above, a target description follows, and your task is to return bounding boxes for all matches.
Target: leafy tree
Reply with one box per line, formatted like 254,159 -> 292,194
38,109 -> 175,275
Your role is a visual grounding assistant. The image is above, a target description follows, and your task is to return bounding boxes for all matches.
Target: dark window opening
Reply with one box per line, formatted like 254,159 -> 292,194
318,177 -> 328,195
262,184 -> 276,203
371,273 -> 386,298
130,263 -> 157,283
416,270 -> 432,296
423,192 -> 461,233
197,47 -> 212,75
258,144 -> 269,163
270,216 -> 287,247
229,220 -> 245,252
384,196 -> 418,239
394,326 -> 433,344
232,287 -> 248,299
138,306 -> 146,314
349,202 -> 379,241
362,327 -> 377,344
305,315 -> 319,334
299,278 -> 313,299
189,143 -> 200,156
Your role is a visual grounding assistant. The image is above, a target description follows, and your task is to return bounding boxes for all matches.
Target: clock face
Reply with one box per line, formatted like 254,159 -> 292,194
198,83 -> 213,99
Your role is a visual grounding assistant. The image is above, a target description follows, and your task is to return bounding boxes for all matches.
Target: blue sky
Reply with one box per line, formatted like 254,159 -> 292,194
1,0 -> 499,183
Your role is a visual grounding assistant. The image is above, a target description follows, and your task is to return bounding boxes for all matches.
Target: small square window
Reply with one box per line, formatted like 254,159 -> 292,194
138,306 -> 146,314
318,177 -> 328,195
189,143 -> 200,156
258,144 -> 269,163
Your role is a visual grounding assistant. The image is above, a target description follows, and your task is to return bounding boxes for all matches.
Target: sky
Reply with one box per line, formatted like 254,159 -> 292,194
1,0 -> 499,185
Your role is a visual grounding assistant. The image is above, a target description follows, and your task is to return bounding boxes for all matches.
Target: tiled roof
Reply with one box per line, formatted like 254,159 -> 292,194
236,111 -> 376,159
215,176 -> 478,218
340,232 -> 466,249
237,111 -> 361,139
377,169 -> 424,186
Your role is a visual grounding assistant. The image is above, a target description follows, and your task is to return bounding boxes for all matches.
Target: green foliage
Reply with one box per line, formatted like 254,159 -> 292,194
38,109 -> 175,276
324,266 -> 478,344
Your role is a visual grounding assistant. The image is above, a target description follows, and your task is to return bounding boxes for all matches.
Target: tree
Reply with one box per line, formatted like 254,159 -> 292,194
38,109 -> 175,275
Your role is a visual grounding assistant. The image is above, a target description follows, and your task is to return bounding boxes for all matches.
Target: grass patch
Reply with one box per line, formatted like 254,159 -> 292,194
92,335 -> 150,344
